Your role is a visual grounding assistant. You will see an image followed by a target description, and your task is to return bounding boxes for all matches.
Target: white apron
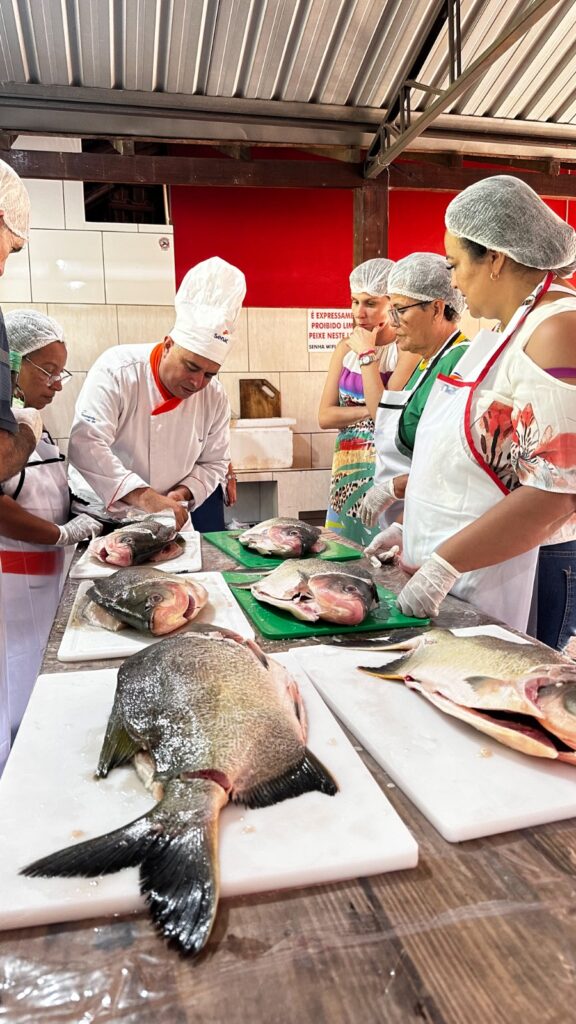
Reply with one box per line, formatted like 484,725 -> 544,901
403,276 -> 559,632
0,433 -> 69,735
0,572 -> 10,774
373,330 -> 464,528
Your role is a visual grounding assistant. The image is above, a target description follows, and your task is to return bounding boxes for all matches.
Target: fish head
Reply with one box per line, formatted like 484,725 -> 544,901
97,530 -> 139,566
111,576 -> 208,635
247,523 -> 306,556
307,572 -> 377,625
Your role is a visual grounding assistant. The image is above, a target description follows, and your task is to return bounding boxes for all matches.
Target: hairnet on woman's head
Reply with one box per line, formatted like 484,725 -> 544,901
0,160 -> 31,241
349,258 -> 394,297
388,252 -> 465,314
5,310 -> 65,355
445,175 -> 576,276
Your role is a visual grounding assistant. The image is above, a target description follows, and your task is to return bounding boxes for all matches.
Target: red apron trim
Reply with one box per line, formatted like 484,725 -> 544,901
0,550 -> 62,575
436,373 -> 473,388
463,272 -> 555,496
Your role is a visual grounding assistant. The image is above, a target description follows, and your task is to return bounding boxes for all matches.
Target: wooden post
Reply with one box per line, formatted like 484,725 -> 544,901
353,181 -> 388,267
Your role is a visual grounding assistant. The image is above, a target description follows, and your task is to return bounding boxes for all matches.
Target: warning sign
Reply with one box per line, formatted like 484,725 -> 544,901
307,309 -> 354,352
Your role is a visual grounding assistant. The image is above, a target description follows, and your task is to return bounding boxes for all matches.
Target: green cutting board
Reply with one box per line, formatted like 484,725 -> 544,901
223,571 -> 429,639
205,530 -> 362,568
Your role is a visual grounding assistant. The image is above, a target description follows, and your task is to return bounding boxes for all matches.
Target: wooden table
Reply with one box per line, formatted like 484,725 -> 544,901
1,540 -> 574,1024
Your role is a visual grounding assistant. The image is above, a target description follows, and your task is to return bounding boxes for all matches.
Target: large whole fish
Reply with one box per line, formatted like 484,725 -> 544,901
89,512 -> 184,566
359,629 -> 576,763
251,559 -> 378,625
21,631 -> 338,955
238,517 -> 326,558
85,567 -> 208,635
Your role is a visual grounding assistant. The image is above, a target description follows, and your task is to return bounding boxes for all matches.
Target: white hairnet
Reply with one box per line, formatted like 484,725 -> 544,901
445,175 -> 576,277
388,253 -> 465,314
349,258 -> 394,296
170,256 -> 246,365
0,160 -> 31,241
5,309 -> 65,355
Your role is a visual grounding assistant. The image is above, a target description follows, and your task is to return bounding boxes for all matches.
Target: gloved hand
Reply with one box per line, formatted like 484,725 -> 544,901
365,523 -> 403,566
55,514 -> 104,546
12,406 -> 43,446
396,552 -> 462,618
359,479 -> 398,527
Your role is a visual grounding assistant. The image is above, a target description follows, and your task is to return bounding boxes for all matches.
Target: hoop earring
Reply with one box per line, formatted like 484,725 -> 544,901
490,271 -> 500,281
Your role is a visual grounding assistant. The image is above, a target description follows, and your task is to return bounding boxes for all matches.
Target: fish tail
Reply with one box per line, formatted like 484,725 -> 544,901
235,747 -> 338,809
21,778 -> 226,956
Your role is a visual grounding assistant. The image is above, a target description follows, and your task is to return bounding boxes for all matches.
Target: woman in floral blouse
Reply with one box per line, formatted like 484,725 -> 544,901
394,176 -> 576,641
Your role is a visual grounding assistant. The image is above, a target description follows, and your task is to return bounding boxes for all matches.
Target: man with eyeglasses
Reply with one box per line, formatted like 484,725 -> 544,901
68,257 -> 246,532
1,310 -> 103,744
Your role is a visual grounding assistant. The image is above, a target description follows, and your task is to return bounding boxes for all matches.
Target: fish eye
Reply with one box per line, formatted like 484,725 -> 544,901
146,593 -> 164,606
343,584 -> 359,593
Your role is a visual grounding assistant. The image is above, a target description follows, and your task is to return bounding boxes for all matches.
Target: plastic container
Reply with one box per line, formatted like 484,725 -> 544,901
229,417 -> 296,470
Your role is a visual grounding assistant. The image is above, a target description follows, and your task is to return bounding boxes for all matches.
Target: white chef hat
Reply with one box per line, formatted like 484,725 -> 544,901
170,256 -> 246,365
388,252 -> 465,314
445,175 -> 576,277
349,258 -> 394,297
0,160 -> 31,241
5,309 -> 65,354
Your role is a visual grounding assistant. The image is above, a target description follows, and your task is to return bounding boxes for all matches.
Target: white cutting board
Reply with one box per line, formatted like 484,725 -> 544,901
70,532 -> 202,579
58,572 -> 254,661
290,640 -> 576,842
0,656 -> 418,932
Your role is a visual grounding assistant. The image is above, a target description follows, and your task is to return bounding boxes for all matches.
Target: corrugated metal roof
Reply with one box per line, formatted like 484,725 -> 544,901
0,0 -> 575,151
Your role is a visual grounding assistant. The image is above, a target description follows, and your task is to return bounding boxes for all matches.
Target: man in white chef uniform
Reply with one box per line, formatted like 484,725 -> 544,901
68,257 -> 246,532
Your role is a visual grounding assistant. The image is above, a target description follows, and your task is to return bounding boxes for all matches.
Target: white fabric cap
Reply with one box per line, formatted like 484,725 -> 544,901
445,175 -> 576,277
388,252 -> 465,314
0,160 -> 31,241
349,258 -> 394,296
170,256 -> 246,365
5,309 -> 65,355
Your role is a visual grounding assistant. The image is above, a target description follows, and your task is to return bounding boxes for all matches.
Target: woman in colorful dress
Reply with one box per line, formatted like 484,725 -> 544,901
395,176 -> 576,639
318,258 -> 419,546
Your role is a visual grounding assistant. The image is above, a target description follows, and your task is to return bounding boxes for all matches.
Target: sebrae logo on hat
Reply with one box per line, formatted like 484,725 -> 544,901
213,329 -> 229,345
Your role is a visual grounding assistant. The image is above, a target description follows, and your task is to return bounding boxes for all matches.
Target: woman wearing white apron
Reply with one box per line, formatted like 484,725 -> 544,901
395,177 -> 576,634
0,311 -> 103,740
357,254 -> 470,559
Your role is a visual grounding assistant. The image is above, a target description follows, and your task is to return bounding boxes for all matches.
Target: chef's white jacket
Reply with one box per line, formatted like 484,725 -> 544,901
68,344 -> 230,510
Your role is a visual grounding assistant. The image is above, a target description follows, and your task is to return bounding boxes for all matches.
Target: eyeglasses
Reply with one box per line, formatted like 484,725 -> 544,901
24,356 -> 72,387
387,300 -> 430,327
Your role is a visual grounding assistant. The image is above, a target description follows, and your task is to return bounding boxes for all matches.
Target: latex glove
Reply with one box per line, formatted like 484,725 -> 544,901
12,406 -> 43,446
359,479 -> 398,527
365,523 -> 403,566
397,552 -> 462,619
55,514 -> 104,546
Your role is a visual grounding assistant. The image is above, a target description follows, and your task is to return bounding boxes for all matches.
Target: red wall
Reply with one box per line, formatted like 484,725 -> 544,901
171,167 -> 575,306
171,185 -> 354,307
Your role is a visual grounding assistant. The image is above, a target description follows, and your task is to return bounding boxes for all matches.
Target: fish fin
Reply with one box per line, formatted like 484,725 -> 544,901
311,539 -> 327,552
233,748 -> 338,809
358,654 -> 410,679
22,778 -> 224,957
97,704 -> 142,776
21,815 -> 153,878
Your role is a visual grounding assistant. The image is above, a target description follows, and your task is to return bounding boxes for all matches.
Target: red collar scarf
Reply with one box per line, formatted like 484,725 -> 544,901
150,342 -> 182,416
